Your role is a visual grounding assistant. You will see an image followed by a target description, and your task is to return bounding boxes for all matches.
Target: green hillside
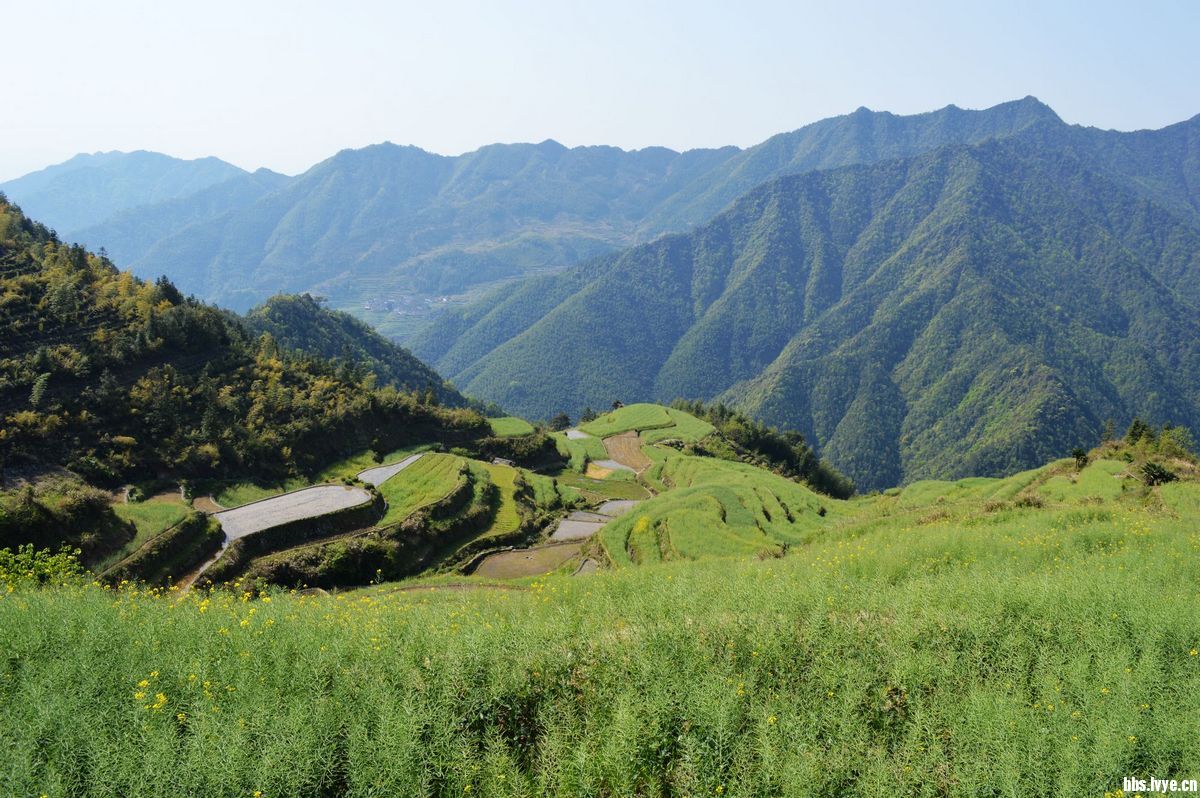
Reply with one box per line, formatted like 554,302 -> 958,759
46,99 -> 1070,323
0,151 -> 246,235
418,139 -> 1200,490
0,198 -> 487,561
244,293 -> 464,404
3,430 -> 1198,796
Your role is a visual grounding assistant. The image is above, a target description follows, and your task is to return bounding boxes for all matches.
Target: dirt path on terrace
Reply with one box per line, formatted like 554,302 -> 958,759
192,496 -> 224,514
603,431 -> 651,471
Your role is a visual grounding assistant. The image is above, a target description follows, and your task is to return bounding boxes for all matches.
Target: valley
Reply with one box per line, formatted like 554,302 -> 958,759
4,87 -> 1200,796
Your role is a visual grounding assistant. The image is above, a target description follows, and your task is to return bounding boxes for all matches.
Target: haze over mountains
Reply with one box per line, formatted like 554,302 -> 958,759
4,98 -> 1069,327
4,96 -> 1200,490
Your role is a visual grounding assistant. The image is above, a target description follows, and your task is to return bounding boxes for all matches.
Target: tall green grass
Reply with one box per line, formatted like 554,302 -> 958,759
101,498 -> 191,570
377,453 -> 465,526
4,495 -> 1199,796
487,417 -> 536,437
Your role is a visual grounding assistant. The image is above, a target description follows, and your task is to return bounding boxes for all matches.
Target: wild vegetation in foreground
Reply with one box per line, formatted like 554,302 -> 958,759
3,431 -> 1199,797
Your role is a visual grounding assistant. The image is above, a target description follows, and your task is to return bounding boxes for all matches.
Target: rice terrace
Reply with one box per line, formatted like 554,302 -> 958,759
5,21 -> 1200,794
6,396 -> 1200,796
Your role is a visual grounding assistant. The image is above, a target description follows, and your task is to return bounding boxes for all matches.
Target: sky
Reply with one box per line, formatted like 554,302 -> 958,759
3,0 -> 1198,182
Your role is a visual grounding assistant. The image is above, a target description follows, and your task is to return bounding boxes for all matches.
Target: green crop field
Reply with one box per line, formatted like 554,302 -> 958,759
550,431 -> 609,471
101,498 -> 191,571
487,416 -> 536,437
5,459 -> 1200,796
377,453 -> 466,527
522,471 -> 581,509
551,469 -> 651,501
580,403 -> 673,436
476,462 -> 521,539
603,449 -> 831,565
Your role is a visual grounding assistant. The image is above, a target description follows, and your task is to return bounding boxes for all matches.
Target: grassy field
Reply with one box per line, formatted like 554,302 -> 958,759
4,474 -> 1200,796
551,469 -> 652,502
100,496 -> 191,571
579,403 -> 715,443
550,431 -> 608,472
603,450 -> 832,565
475,463 -> 521,539
487,416 -> 536,437
377,453 -> 466,527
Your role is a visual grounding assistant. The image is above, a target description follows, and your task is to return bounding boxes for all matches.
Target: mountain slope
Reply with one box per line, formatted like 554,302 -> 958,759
418,140 -> 1200,489
0,151 -> 246,235
0,198 -> 485,487
68,99 -> 1064,323
243,293 -> 465,405
69,168 -> 292,268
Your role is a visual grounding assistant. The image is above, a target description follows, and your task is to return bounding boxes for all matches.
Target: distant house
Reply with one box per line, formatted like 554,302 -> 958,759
492,457 -> 515,467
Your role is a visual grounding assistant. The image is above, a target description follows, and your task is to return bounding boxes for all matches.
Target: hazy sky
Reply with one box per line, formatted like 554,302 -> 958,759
4,0 -> 1198,181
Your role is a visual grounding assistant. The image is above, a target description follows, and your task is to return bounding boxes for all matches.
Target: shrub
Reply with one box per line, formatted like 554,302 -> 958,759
1141,461 -> 1177,486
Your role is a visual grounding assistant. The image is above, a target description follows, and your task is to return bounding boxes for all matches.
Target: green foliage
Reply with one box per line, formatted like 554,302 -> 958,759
429,138 -> 1200,491
244,293 -> 464,405
0,477 -> 129,565
487,416 -> 535,437
6,461 -> 1200,794
0,543 -> 82,586
0,198 -> 487,489
1142,462 -> 1178,487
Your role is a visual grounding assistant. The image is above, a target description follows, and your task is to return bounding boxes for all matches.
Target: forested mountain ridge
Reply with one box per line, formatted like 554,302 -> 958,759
413,139 -> 1200,489
8,98 -> 1070,328
0,151 -> 246,235
243,293 -> 465,405
0,197 -> 485,487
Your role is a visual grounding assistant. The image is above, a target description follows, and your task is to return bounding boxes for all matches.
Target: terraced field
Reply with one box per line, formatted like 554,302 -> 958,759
212,445 -> 433,507
472,541 -> 584,578
357,453 -> 424,487
377,453 -> 467,527
213,485 -> 374,539
99,494 -> 191,571
487,416 -> 536,437
580,403 -> 715,443
602,449 -> 835,566
579,403 -> 674,437
551,430 -> 608,471
476,462 -> 520,538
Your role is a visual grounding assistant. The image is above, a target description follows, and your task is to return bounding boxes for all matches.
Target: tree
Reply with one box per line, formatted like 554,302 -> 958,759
1126,417 -> 1153,444
548,411 -> 571,431
1071,447 -> 1088,470
1101,419 -> 1115,442
579,407 -> 598,423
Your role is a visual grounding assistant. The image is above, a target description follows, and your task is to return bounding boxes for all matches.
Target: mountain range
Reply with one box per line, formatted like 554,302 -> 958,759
5,98 -> 1200,489
4,97 -> 1077,334
410,131 -> 1200,489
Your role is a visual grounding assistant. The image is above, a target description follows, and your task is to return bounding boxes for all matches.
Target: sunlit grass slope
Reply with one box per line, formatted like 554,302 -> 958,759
4,480 -> 1200,796
580,403 -> 715,442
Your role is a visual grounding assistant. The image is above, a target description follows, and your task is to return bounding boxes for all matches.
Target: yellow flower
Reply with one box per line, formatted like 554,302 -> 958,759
137,679 -> 150,688
253,792 -> 263,798
1190,649 -> 1198,657
767,715 -> 777,725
